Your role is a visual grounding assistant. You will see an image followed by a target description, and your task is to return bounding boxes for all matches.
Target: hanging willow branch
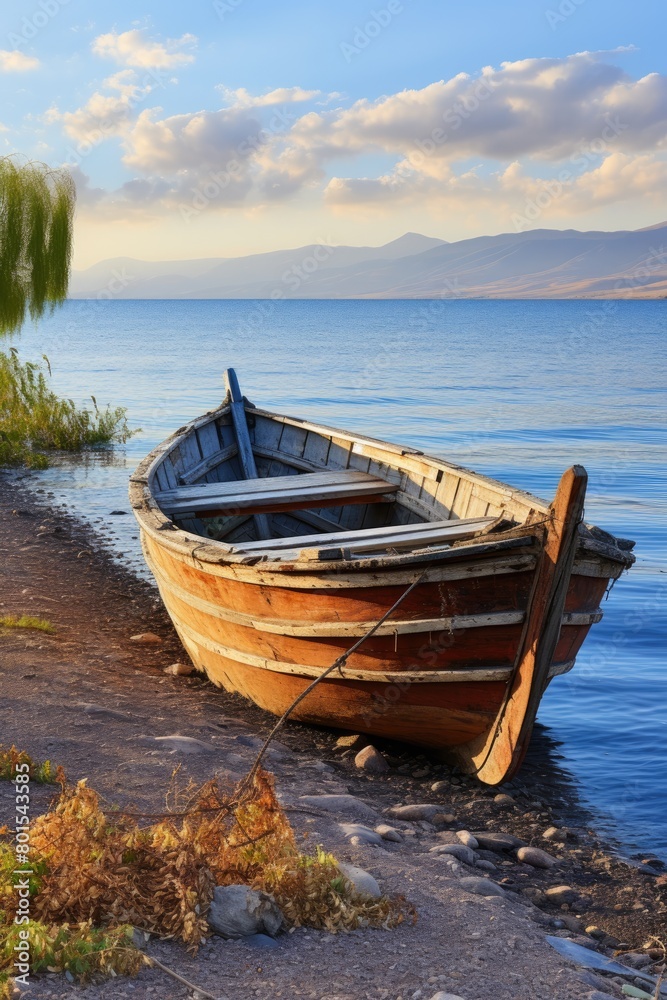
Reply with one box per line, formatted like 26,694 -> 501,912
0,157 -> 76,335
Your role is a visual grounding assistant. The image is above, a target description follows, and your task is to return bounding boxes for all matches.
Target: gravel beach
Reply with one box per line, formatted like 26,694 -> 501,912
1,474 -> 665,1000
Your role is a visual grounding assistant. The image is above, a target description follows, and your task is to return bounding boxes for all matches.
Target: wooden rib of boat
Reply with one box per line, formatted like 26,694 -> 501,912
130,370 -> 635,784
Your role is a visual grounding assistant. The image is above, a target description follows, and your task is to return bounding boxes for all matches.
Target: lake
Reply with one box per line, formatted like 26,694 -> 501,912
9,298 -> 667,860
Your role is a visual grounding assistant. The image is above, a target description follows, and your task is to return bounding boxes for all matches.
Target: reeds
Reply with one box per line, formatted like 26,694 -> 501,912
0,348 -> 134,467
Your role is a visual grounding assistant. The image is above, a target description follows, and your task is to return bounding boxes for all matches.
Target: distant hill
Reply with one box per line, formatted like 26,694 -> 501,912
70,226 -> 667,299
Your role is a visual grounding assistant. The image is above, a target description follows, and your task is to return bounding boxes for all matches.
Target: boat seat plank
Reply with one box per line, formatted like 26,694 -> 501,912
232,515 -> 496,555
155,469 -> 399,519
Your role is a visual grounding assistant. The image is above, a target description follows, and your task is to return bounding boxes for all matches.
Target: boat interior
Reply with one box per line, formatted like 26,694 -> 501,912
148,371 -> 550,561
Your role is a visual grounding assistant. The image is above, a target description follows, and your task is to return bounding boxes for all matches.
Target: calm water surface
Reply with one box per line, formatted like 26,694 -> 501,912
10,299 -> 667,859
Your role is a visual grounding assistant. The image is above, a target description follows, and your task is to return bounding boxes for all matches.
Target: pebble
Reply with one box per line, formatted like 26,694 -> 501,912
472,831 -> 525,852
475,859 -> 498,873
207,885 -> 283,939
334,733 -> 370,752
387,803 -> 441,822
621,952 -> 652,969
430,844 -> 476,866
543,825 -> 566,842
412,767 -> 430,778
337,862 -> 381,899
493,793 -> 515,807
355,744 -> 390,773
150,734 -> 216,755
129,632 -> 162,644
429,994 -> 467,1000
299,794 -> 377,820
585,925 -> 606,939
77,702 -> 133,722
459,876 -> 506,898
545,885 -> 579,905
375,823 -> 403,843
163,661 -> 195,676
338,823 -> 384,846
456,830 -> 479,850
516,846 -> 558,869
430,780 -> 450,793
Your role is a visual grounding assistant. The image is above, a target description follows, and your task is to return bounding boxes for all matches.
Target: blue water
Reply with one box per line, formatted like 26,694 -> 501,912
9,299 -> 667,859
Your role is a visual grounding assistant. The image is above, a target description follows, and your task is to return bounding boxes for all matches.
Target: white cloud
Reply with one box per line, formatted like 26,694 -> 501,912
92,29 -> 196,69
0,50 -> 40,72
45,71 -> 153,143
219,86 -> 321,109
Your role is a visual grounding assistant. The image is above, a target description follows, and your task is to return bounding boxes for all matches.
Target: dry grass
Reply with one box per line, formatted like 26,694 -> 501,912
0,745 -> 64,784
0,768 -> 415,994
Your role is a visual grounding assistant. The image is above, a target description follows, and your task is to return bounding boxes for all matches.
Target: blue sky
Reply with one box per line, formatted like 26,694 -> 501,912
1,0 -> 666,265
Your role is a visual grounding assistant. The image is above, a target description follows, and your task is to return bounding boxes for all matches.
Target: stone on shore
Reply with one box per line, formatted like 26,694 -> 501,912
375,823 -> 403,843
129,632 -> 162,644
429,994 -> 467,1000
473,831 -> 525,852
543,825 -> 566,842
337,862 -> 381,899
493,793 -> 515,807
163,661 -> 195,676
430,844 -> 476,866
456,830 -> 479,850
459,876 -> 506,898
207,885 -> 283,939
299,794 -> 377,820
517,846 -> 558,869
545,885 -> 579,905
334,733 -> 370,753
430,780 -> 450,794
77,703 -> 133,722
338,823 -> 384,846
355,744 -> 390,773
387,803 -> 441,822
151,734 -> 216,755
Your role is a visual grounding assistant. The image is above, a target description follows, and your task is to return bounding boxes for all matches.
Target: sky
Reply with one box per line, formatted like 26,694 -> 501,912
1,0 -> 666,267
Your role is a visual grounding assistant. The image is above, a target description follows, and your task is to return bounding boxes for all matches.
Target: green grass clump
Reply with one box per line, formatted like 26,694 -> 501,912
0,615 -> 55,634
0,348 -> 135,468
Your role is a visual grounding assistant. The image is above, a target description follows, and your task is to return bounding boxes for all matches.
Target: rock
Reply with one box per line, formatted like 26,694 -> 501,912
412,767 -> 430,778
77,703 -> 133,722
337,862 -> 381,899
585,925 -> 606,939
299,794 -> 376,820
545,885 -> 579,905
516,846 -> 558,869
473,831 -> 526,852
475,859 -> 498,873
338,823 -> 384,846
428,994 -> 467,1000
355,745 -> 390,773
242,933 -> 280,949
334,734 -> 370,753
493,793 -> 515,807
207,885 -> 283,939
152,734 -> 216,755
129,632 -> 162,644
621,952 -> 652,969
459,876 -> 506,899
456,830 -> 479,850
163,662 -> 195,676
375,824 -> 403,843
430,844 -> 476,866
109,509 -> 128,515
543,826 -> 566,842
432,812 -> 456,826
435,831 -> 460,844
430,780 -> 450,793
387,803 -> 441,822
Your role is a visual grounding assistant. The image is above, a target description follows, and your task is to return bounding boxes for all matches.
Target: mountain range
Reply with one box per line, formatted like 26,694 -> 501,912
70,225 -> 667,299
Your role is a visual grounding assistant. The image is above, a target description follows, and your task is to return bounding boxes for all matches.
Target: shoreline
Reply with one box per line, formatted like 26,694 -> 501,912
1,473 -> 665,999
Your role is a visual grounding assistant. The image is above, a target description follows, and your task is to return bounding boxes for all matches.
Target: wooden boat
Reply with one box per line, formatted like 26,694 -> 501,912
130,370 -> 635,784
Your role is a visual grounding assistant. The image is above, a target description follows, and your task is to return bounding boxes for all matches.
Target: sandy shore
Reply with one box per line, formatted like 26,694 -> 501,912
0,474 -> 665,1000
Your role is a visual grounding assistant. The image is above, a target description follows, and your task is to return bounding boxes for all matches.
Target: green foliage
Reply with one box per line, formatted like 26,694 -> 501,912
0,746 -> 63,784
0,921 -> 142,982
0,348 -> 135,467
0,615 -> 55,634
0,157 -> 75,336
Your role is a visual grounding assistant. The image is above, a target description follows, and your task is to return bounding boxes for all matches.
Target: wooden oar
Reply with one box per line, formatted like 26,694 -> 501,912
456,465 -> 587,785
223,368 -> 271,541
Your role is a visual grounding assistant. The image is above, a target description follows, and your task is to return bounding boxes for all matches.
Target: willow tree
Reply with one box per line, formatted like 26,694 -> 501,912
0,156 -> 75,334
